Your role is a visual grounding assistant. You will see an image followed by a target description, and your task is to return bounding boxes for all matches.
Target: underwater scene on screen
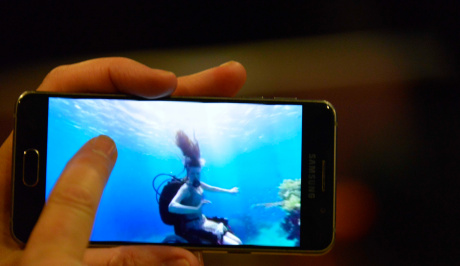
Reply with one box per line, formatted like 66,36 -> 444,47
47,98 -> 302,247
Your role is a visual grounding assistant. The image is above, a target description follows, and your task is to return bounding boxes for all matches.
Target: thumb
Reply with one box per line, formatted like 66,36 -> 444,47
22,135 -> 117,265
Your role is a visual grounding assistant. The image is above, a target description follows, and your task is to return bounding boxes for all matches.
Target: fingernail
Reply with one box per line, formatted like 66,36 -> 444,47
162,258 -> 190,266
219,60 -> 236,67
91,135 -> 117,160
157,69 -> 176,78
150,68 -> 176,78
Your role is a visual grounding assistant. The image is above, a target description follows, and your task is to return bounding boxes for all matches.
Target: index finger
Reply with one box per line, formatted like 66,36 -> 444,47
174,61 -> 247,97
37,57 -> 247,98
38,57 -> 177,98
22,135 -> 117,264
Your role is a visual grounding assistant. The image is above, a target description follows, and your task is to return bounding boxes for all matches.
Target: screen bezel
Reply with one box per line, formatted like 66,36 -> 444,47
12,91 -> 336,254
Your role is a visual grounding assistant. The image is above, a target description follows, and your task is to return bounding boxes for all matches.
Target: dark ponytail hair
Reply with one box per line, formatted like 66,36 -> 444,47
175,130 -> 201,167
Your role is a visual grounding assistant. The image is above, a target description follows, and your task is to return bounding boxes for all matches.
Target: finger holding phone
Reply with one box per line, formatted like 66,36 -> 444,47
0,57 -> 246,265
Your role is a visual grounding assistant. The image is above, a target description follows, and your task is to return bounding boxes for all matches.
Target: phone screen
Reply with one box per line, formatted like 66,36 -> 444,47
46,97 -> 303,248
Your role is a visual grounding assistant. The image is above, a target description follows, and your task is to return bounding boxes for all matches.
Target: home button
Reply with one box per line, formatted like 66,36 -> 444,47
23,149 -> 39,187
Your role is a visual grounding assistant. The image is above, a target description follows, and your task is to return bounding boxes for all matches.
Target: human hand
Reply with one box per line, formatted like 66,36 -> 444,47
201,199 -> 212,206
197,199 -> 211,213
0,57 -> 246,265
229,187 -> 239,194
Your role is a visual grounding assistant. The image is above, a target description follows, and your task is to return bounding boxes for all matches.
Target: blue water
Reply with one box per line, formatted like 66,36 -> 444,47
47,97 -> 302,247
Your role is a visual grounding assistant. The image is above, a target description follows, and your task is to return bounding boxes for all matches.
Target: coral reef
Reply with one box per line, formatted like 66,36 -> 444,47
278,178 -> 301,245
278,179 -> 301,212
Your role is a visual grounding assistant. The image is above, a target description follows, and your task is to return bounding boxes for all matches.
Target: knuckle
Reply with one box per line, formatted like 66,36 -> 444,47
50,184 -> 97,217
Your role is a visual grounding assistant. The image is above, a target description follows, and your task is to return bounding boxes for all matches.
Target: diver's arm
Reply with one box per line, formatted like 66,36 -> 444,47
169,185 -> 206,214
201,182 -> 239,194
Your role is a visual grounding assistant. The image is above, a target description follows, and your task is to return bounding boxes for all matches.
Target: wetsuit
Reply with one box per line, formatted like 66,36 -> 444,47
177,183 -> 226,242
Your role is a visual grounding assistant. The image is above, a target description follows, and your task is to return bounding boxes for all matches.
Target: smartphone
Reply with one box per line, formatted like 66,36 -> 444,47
11,91 -> 336,254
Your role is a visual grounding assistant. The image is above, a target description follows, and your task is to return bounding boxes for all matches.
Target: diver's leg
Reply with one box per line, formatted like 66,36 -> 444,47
223,232 -> 242,245
203,219 -> 224,237
222,234 -> 241,245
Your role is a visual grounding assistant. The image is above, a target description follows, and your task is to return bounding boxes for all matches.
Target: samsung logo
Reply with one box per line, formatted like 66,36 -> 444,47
308,153 -> 316,199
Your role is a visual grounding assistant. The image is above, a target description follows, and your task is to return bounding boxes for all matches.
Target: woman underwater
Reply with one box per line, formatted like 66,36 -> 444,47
168,130 -> 242,245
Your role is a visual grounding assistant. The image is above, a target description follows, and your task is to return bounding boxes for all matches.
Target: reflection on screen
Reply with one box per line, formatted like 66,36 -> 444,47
47,98 -> 302,247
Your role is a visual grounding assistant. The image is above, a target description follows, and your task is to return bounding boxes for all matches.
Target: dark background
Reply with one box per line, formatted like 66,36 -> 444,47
1,1 -> 458,70
1,1 -> 459,265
